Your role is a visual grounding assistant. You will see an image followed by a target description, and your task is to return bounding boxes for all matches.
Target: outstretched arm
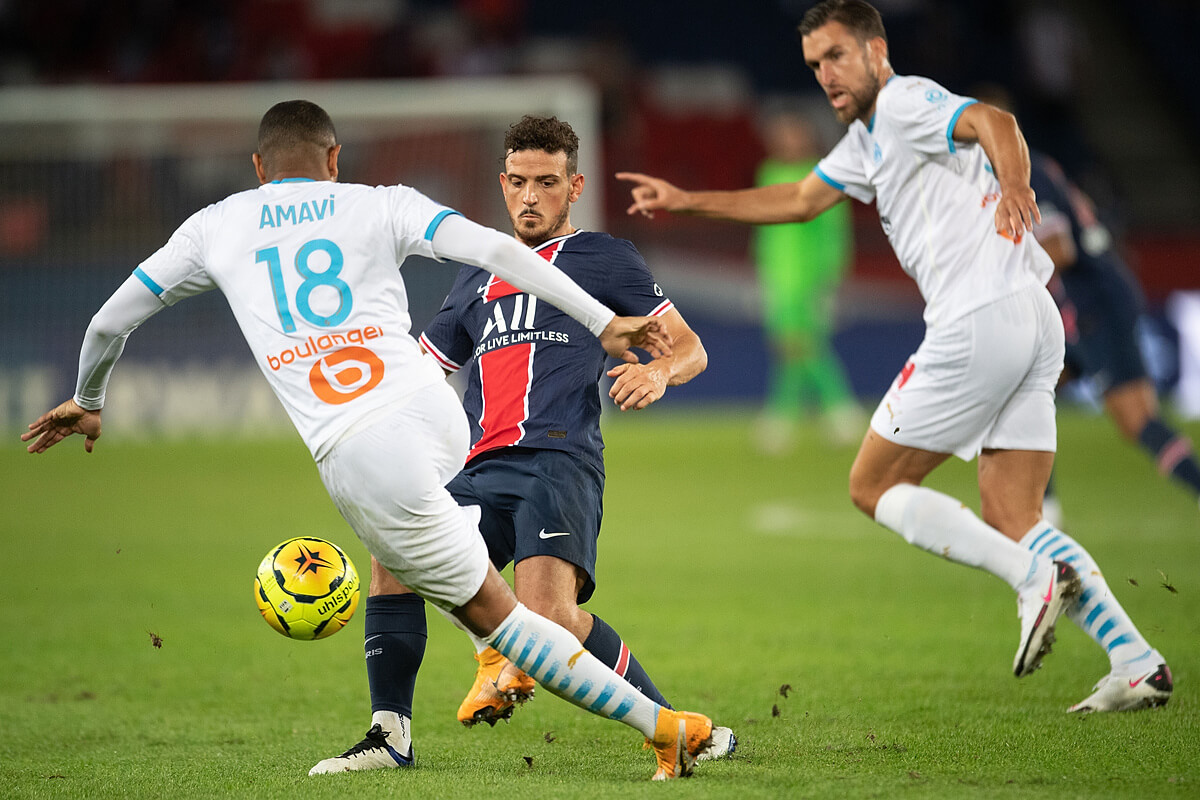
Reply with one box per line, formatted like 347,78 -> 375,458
22,274 -> 165,453
616,170 -> 845,225
607,308 -> 707,411
953,102 -> 1041,240
430,213 -> 671,361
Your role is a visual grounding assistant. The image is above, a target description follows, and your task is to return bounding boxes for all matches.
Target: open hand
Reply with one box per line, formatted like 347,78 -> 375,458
994,184 -> 1041,242
22,398 -> 102,454
599,316 -> 672,363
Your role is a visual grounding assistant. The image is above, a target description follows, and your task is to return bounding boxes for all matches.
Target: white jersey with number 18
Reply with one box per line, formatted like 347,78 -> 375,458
133,178 -> 454,460
815,75 -> 1053,328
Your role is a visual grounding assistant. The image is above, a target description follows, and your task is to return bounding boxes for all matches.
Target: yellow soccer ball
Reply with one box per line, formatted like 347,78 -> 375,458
254,537 -> 360,640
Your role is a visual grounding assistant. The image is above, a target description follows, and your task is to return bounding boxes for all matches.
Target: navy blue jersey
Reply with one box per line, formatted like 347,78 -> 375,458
419,230 -> 672,473
1030,152 -> 1145,313
1031,152 -> 1148,390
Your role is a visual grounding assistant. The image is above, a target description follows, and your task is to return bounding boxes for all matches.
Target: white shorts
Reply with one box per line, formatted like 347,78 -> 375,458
869,285 -> 1064,461
316,380 -> 489,610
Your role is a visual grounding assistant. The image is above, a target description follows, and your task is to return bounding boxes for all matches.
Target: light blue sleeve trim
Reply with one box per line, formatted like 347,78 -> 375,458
813,166 -> 845,192
946,99 -> 978,154
133,266 -> 165,296
424,209 -> 462,241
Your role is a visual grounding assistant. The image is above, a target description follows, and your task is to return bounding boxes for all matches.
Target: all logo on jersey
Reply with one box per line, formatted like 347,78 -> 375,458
482,293 -> 539,339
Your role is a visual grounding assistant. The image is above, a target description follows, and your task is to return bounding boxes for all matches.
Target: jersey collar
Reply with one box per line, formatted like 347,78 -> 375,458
867,74 -> 898,133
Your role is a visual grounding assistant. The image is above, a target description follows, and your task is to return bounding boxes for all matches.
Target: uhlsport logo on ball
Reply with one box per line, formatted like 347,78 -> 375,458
254,536 -> 360,640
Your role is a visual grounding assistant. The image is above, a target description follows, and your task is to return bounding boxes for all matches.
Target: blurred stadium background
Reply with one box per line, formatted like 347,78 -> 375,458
1,0 -> 1198,435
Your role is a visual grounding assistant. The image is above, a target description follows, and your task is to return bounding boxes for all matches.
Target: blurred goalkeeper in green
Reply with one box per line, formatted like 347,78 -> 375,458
752,108 -> 862,450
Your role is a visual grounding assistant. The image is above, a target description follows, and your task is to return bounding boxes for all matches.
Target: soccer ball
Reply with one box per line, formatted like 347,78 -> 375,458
254,536 -> 361,640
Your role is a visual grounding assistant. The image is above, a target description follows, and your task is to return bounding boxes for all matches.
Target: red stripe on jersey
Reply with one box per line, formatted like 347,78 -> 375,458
482,275 -> 521,302
535,238 -> 566,263
649,299 -> 674,317
418,333 -> 461,372
614,642 -> 630,677
482,238 -> 567,301
467,342 -> 535,462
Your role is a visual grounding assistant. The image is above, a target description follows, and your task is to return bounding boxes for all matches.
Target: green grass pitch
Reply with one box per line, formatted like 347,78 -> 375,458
3,407 -> 1198,798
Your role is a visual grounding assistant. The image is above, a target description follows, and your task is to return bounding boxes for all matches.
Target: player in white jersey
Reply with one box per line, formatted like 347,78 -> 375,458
22,100 -> 717,778
618,0 -> 1171,713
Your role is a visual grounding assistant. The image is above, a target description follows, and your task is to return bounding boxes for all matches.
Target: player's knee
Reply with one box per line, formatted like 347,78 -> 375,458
518,591 -> 580,630
979,505 -> 1038,542
847,465 -> 883,518
369,557 -> 413,596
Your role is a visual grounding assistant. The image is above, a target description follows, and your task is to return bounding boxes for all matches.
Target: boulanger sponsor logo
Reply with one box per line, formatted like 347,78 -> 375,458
267,325 -> 385,371
266,325 -> 386,405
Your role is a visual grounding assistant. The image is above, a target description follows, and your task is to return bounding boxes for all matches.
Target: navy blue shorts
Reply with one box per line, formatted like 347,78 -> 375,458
446,447 -> 604,603
1061,263 -> 1147,394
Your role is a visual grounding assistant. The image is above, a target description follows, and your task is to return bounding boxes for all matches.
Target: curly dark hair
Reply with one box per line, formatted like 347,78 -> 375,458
798,0 -> 887,44
502,115 -> 579,174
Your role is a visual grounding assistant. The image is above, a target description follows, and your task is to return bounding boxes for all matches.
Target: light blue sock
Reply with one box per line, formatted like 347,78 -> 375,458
485,603 -> 662,738
1020,524 -> 1157,671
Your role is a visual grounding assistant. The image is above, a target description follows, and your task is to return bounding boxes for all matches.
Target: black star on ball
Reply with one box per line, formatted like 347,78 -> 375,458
293,543 -> 335,575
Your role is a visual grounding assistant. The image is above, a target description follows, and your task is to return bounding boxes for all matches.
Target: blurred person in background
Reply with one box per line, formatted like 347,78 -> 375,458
974,85 -> 1200,524
751,106 -> 863,452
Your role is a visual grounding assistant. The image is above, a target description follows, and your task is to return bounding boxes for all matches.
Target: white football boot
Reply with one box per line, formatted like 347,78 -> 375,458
1068,660 -> 1173,713
309,715 -> 414,775
1013,560 -> 1081,678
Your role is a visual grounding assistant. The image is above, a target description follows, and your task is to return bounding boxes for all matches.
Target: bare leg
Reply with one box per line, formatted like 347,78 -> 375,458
513,555 -> 592,640
1104,379 -> 1157,442
847,428 -> 949,517
977,448 -> 1055,540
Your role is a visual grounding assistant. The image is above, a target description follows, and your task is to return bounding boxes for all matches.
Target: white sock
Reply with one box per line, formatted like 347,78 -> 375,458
1019,523 -> 1157,671
484,603 -> 662,738
370,710 -> 411,751
434,604 -> 490,655
874,484 -> 1041,590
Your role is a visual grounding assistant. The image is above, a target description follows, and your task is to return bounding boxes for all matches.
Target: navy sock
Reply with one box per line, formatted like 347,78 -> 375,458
364,593 -> 427,718
1138,418 -> 1200,497
583,614 -> 672,709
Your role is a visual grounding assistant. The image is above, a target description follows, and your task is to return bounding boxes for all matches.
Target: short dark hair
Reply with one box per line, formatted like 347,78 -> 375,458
257,100 -> 337,168
798,0 -> 887,44
502,115 -> 580,174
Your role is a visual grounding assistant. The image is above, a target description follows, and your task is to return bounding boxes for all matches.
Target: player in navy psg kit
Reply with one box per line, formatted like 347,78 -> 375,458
1030,152 -> 1200,516
311,116 -> 735,776
972,85 -> 1200,521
